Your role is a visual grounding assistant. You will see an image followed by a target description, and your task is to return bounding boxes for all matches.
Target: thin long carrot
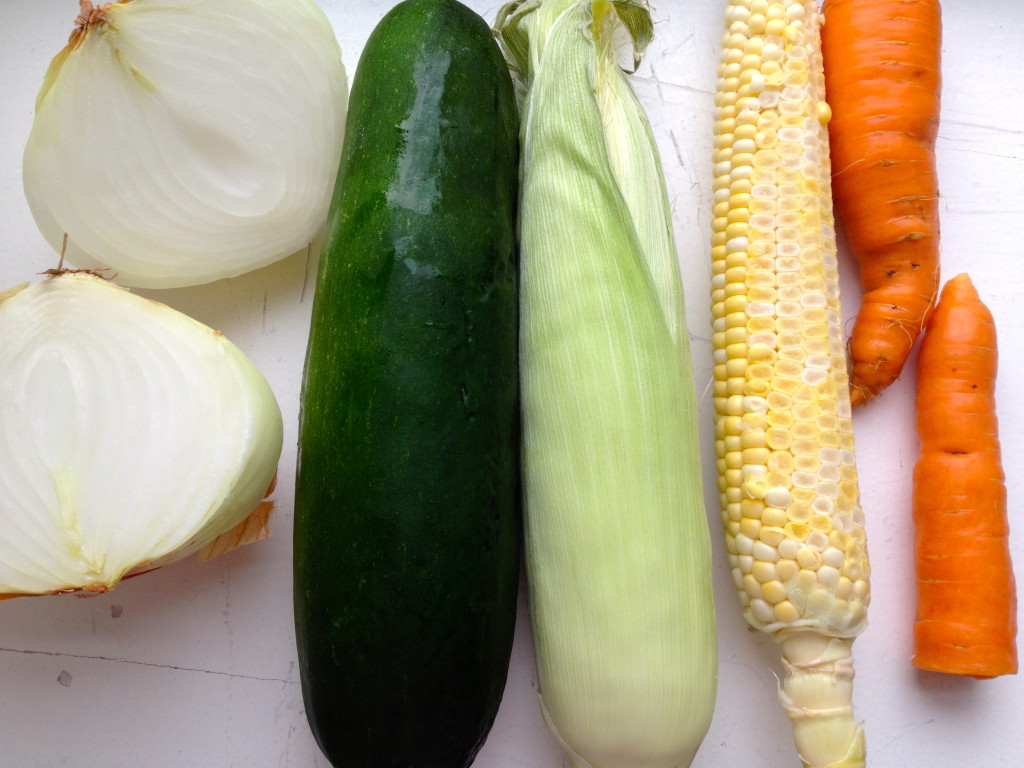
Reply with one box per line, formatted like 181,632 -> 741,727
821,0 -> 942,407
912,273 -> 1017,678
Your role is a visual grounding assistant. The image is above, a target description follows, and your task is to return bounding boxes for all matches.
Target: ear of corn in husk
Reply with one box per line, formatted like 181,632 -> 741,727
495,2 -> 717,767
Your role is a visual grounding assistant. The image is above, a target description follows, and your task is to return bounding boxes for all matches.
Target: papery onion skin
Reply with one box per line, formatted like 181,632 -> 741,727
23,0 -> 348,289
0,272 -> 283,597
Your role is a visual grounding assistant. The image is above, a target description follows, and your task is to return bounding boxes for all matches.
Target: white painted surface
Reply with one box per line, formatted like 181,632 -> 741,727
0,1 -> 1021,766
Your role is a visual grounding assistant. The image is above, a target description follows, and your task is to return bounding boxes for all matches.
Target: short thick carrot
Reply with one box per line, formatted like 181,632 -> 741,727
912,273 -> 1017,678
821,0 -> 942,407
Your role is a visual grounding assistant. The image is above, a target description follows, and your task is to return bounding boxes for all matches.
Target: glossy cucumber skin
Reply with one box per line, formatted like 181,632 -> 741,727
293,1 -> 520,766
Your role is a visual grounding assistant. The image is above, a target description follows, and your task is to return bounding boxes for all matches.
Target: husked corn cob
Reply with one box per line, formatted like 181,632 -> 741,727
710,1 -> 871,766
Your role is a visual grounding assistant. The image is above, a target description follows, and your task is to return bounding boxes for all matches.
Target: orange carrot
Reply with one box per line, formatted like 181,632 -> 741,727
912,273 -> 1017,678
821,0 -> 942,407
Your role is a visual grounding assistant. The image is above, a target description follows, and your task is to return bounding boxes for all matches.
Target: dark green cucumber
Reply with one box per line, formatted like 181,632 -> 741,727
293,1 -> 520,766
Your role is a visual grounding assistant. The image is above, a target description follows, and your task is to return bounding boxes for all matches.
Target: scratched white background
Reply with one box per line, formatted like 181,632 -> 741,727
1,0 -> 1022,766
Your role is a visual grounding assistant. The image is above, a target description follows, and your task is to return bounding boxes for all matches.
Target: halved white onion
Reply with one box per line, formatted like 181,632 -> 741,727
23,0 -> 347,289
0,272 -> 283,597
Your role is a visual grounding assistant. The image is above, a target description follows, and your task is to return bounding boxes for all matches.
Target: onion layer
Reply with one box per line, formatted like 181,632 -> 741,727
0,273 -> 283,597
23,0 -> 347,289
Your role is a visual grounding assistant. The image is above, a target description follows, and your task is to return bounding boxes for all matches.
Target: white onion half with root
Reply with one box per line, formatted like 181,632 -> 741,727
23,0 -> 347,289
0,273 -> 283,597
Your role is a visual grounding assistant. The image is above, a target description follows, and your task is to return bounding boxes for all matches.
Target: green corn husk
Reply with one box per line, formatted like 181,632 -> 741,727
494,2 -> 718,767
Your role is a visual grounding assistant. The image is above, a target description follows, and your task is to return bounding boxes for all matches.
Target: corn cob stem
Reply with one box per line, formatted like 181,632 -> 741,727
779,631 -> 865,768
709,0 -> 871,765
